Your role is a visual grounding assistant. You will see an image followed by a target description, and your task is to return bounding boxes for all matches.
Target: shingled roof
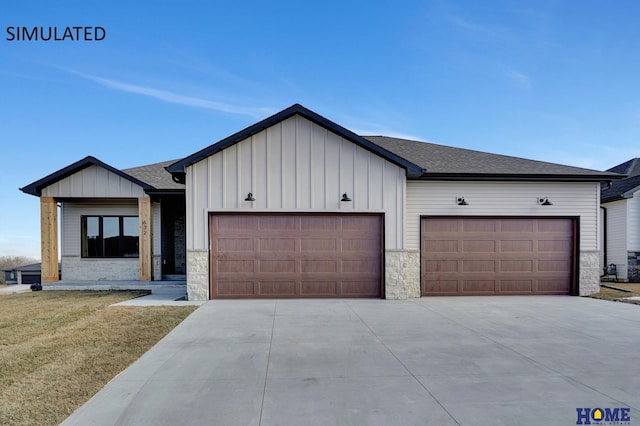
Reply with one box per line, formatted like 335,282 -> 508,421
365,136 -> 622,181
123,160 -> 184,191
601,158 -> 640,203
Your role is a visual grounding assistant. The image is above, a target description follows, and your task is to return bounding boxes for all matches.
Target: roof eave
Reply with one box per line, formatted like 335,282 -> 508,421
413,173 -> 624,182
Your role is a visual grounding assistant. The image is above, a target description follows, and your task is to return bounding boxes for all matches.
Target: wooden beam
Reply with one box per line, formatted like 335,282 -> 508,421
138,197 -> 153,281
40,197 -> 59,282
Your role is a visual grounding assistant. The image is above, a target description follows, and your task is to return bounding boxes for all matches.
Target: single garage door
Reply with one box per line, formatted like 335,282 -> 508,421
421,217 -> 575,296
210,214 -> 383,299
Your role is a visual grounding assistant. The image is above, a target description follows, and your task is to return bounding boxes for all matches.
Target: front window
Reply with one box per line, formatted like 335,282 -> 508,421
81,216 -> 139,258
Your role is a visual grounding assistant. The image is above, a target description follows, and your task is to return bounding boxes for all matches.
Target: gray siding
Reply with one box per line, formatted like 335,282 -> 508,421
628,192 -> 640,251
186,115 -> 406,251
604,199 -> 628,280
42,165 -> 145,198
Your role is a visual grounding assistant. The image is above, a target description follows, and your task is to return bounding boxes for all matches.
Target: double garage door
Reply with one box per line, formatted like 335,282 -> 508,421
209,214 -> 575,299
210,214 -> 382,298
421,217 -> 575,296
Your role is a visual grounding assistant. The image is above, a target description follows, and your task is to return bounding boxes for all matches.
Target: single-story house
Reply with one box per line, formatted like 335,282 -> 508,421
2,263 -> 61,285
600,158 -> 640,282
21,104 -> 623,300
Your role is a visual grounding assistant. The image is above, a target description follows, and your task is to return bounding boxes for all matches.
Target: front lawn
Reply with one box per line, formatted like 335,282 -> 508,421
587,283 -> 640,305
0,291 -> 197,425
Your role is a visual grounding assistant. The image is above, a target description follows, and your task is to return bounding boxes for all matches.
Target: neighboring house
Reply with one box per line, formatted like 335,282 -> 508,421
21,104 -> 623,300
600,158 -> 640,282
2,263 -> 61,284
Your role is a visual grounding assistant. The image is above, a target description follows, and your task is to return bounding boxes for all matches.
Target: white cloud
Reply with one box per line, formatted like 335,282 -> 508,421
506,68 -> 532,91
65,70 -> 273,118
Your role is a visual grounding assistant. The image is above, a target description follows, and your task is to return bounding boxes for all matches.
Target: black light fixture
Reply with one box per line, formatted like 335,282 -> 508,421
456,196 -> 468,206
244,192 -> 255,202
341,192 -> 352,202
538,197 -> 553,206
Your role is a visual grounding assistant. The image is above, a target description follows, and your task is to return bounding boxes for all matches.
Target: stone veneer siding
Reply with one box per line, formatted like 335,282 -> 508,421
61,256 -> 139,281
628,252 -> 640,283
153,255 -> 162,281
385,250 -> 420,299
579,250 -> 600,295
187,249 -> 209,301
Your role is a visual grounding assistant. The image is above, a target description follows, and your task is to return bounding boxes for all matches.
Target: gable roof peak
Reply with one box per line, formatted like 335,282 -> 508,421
166,104 -> 425,182
20,155 -> 154,197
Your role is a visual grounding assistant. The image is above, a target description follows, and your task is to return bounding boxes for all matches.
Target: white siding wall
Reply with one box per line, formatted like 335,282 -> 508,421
42,165 -> 145,198
186,115 -> 406,250
605,200 -> 628,280
628,192 -> 640,251
406,181 -> 600,251
61,200 -> 139,256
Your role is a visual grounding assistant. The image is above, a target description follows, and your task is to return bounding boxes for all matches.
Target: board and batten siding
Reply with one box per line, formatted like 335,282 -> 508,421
42,165 -> 145,198
186,115 -> 406,251
604,199 -> 628,280
61,201 -> 140,256
406,181 -> 601,251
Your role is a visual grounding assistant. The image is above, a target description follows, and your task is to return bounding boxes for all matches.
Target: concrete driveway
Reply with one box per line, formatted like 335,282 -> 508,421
62,297 -> 640,426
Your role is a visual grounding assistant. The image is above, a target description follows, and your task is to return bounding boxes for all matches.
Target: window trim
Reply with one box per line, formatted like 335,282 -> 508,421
81,215 -> 140,259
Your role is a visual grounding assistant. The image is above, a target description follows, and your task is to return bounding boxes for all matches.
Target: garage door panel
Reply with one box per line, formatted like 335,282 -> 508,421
259,238 -> 296,251
217,260 -> 255,273
211,214 -> 382,299
301,260 -> 337,273
342,281 -> 380,296
424,240 -> 458,252
259,260 -> 296,273
301,281 -> 338,296
258,281 -> 297,296
217,281 -> 255,296
499,280 -> 533,293
538,220 -> 572,233
500,219 -> 534,232
301,239 -> 337,251
425,280 -> 459,294
217,238 -> 254,251
463,240 -> 496,252
501,240 -> 533,252
538,240 -> 572,252
422,217 -> 574,296
501,260 -> 533,272
463,260 -> 496,273
463,220 -> 496,232
462,280 -> 495,292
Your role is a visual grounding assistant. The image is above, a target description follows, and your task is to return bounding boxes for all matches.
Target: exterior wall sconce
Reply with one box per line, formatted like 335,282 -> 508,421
456,196 -> 468,206
244,192 -> 255,202
341,193 -> 352,202
538,197 -> 553,206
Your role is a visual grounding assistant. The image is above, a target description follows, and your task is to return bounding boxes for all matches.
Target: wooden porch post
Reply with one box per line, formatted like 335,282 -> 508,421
40,197 -> 59,282
139,197 -> 153,281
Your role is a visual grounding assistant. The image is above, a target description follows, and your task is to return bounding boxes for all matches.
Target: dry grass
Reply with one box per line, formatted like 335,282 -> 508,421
587,283 -> 640,305
0,291 -> 197,425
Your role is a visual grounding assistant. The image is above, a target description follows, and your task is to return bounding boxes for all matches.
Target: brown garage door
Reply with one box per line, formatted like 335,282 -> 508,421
421,217 -> 575,296
210,214 -> 382,299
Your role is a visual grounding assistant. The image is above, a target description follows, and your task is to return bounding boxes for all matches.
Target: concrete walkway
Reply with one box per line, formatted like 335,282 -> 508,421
61,296 -> 640,426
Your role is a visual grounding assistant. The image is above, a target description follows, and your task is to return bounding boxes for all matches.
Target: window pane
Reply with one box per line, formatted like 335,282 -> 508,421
84,217 -> 100,257
122,217 -> 139,257
103,217 -> 120,257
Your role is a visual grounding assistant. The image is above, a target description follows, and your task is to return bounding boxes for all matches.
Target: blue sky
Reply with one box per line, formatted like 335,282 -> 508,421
1,0 -> 639,258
